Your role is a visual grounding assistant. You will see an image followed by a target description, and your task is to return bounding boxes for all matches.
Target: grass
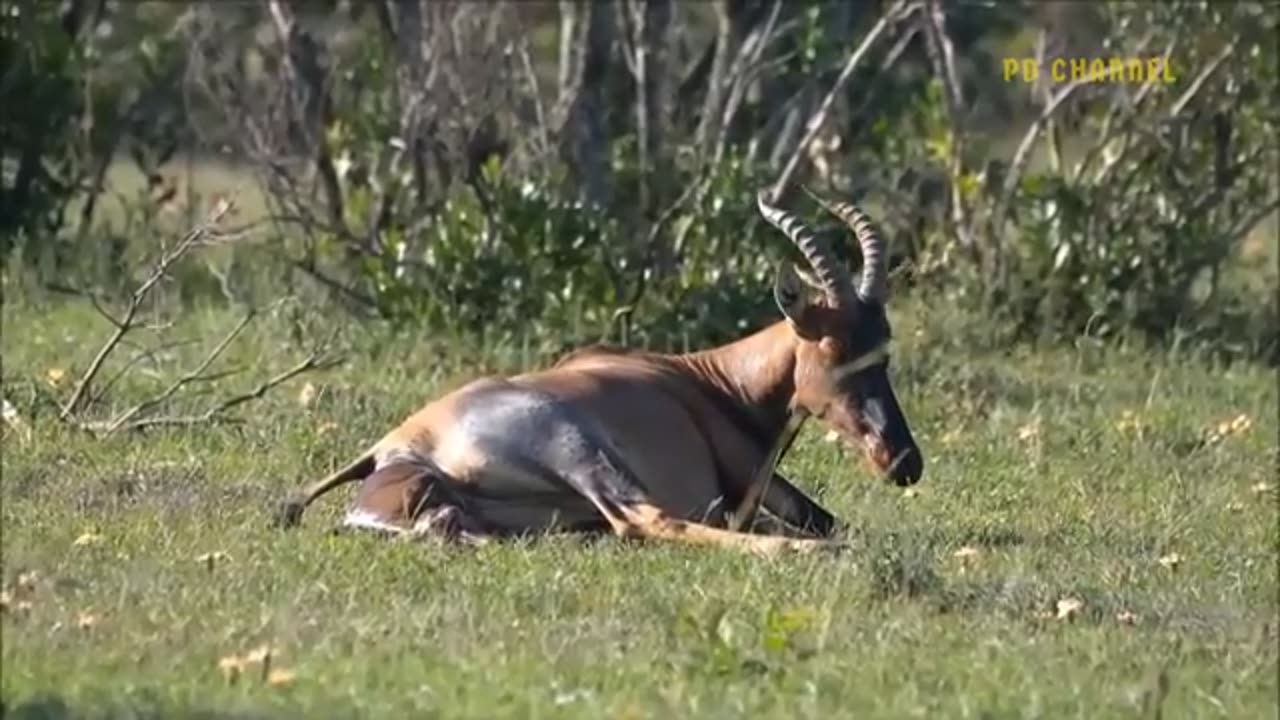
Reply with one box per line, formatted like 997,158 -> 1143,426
2,294 -> 1277,720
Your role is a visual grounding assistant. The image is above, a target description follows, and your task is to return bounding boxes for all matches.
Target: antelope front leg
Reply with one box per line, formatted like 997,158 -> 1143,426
524,429 -> 848,557
605,501 -> 845,557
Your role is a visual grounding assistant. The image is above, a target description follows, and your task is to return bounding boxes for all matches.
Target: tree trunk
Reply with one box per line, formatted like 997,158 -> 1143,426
555,0 -> 616,209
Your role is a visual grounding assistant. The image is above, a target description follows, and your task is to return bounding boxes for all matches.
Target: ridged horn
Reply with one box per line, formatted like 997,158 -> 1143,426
802,186 -> 888,303
756,191 -> 855,308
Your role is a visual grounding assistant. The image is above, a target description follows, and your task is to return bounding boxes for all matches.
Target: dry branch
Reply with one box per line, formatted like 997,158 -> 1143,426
59,197 -> 237,420
768,0 -> 915,203
56,196 -> 343,437
921,0 -> 972,255
99,343 -> 344,434
100,310 -> 256,434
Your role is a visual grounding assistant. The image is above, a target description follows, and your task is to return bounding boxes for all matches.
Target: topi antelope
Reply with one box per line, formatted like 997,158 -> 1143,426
274,189 -> 923,555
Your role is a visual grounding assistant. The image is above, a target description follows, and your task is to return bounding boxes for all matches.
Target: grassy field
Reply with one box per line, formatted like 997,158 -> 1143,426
2,295 -> 1276,719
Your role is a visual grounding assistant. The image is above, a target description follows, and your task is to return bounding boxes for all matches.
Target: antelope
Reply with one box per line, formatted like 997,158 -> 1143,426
274,189 -> 923,555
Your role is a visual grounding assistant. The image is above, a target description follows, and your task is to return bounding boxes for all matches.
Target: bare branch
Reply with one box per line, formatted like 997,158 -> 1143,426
924,0 -> 963,109
1073,36 -> 1178,185
1169,43 -> 1235,119
1220,193 -> 1280,247
59,198 -> 237,420
42,282 -> 124,329
693,0 -> 735,162
710,0 -> 784,168
89,338 -> 204,408
516,39 -> 552,174
106,346 -> 345,434
992,79 -> 1095,231
844,19 -> 921,141
104,309 -> 257,434
769,0 -> 915,202
615,170 -> 711,333
920,0 -> 972,254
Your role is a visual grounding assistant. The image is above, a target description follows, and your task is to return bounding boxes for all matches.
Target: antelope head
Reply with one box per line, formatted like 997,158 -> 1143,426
757,189 -> 923,486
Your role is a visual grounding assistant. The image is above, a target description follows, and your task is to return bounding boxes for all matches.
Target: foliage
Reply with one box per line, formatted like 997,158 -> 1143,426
2,1 -> 1276,363
0,1 -> 86,254
849,1 -> 1279,362
998,3 -> 1280,359
367,163 -> 623,344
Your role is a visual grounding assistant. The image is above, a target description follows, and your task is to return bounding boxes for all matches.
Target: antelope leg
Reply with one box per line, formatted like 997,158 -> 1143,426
728,409 -> 809,532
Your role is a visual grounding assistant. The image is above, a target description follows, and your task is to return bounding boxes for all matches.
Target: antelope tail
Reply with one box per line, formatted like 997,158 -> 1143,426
272,450 -> 378,529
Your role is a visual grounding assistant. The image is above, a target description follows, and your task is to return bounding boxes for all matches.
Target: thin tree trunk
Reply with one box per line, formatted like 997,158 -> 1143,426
555,0 -> 615,209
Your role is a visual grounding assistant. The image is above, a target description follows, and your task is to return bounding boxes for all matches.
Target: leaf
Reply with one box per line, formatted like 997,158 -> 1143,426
1017,418 -> 1041,442
1114,409 -> 1146,435
762,606 -> 817,655
76,609 -> 100,630
1116,610 -> 1140,626
73,531 -> 104,547
267,668 -> 296,687
194,551 -> 230,571
45,367 -> 66,387
2,399 -> 28,441
297,382 -> 318,408
218,655 -> 247,683
243,644 -> 273,665
1056,597 -> 1084,621
1052,241 -> 1072,272
16,571 -> 40,592
1200,414 -> 1253,447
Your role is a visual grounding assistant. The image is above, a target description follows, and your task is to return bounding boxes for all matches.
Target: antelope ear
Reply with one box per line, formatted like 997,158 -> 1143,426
773,262 -> 821,337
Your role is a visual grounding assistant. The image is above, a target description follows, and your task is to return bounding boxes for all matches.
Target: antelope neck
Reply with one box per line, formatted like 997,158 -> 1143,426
674,321 -> 798,451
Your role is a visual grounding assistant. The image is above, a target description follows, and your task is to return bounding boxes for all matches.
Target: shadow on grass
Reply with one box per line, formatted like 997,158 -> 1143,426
2,694 -> 325,720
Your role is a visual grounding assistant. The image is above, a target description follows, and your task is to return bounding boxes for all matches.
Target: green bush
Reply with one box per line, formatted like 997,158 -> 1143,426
0,1 -> 86,255
4,1 -> 1276,365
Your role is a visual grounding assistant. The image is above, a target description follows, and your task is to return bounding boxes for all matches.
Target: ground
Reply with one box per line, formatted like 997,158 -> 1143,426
1,299 -> 1276,719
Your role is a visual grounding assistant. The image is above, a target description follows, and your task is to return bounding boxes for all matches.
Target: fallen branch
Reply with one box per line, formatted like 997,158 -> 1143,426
98,344 -> 344,434
56,195 -> 345,436
99,309 -> 257,434
59,197 -> 237,420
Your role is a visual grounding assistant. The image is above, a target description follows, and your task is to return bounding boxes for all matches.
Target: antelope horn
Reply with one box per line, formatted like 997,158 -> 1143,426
802,186 -> 888,303
756,191 -> 856,308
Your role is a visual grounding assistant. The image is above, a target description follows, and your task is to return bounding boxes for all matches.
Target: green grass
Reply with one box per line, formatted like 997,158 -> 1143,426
2,297 -> 1276,720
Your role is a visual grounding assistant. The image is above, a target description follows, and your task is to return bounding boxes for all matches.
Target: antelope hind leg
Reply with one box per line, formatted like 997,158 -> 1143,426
341,461 -> 493,546
405,505 -> 493,546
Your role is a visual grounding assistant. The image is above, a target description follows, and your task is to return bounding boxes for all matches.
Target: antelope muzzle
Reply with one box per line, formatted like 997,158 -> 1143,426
841,365 -> 923,486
